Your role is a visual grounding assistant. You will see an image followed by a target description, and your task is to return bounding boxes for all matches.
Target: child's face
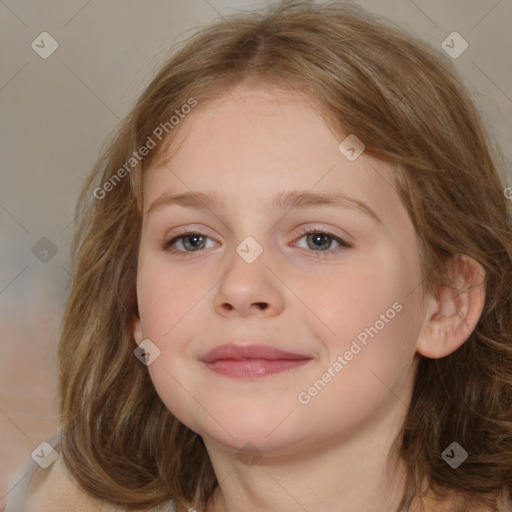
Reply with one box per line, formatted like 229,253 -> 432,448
133,84 -> 428,456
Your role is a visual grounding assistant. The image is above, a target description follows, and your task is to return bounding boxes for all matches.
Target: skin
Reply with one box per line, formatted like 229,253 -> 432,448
132,84 -> 486,512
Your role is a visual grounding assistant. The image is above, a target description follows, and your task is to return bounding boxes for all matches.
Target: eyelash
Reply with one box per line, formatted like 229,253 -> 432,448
162,225 -> 352,260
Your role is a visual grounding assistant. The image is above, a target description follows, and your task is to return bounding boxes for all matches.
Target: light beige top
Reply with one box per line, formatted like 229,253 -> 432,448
4,431 -> 176,512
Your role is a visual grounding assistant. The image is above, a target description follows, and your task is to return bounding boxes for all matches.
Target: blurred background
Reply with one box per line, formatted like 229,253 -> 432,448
1,0 -> 511,507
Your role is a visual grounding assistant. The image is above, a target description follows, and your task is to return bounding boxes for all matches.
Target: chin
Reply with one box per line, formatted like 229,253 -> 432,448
197,411 -> 309,453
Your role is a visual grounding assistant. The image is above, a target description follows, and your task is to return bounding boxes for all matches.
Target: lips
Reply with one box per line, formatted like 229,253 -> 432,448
199,344 -> 310,363
199,344 -> 312,378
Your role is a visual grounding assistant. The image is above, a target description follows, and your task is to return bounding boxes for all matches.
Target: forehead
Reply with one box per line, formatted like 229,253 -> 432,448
147,84 -> 337,175
142,85 -> 408,232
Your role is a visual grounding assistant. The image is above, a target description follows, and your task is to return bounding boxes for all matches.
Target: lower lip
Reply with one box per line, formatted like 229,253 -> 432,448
202,358 -> 312,378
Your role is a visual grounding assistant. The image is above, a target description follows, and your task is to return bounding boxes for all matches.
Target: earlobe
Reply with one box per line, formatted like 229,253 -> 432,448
416,255 -> 486,359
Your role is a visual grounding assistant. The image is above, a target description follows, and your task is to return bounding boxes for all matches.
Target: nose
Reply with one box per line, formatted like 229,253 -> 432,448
212,246 -> 285,318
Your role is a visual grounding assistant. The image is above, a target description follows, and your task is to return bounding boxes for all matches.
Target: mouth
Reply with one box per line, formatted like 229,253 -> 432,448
199,344 -> 313,379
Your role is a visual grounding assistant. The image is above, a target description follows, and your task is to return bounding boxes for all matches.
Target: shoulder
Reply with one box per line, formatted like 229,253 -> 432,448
4,432 -> 117,511
4,432 -> 176,512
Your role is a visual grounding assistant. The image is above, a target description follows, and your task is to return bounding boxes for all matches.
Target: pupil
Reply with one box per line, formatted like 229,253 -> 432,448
186,235 -> 203,249
310,233 -> 330,250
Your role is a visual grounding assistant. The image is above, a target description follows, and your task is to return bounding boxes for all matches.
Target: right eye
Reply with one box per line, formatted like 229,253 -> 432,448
162,231 -> 218,255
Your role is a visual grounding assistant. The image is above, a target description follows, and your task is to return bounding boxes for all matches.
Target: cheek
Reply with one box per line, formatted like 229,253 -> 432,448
302,255 -> 407,336
296,302 -> 419,436
306,250 -> 420,374
135,259 -> 212,427
136,258 -> 208,337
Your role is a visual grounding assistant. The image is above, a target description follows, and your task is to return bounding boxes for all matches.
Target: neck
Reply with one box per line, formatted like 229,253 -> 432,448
203,412 -> 410,512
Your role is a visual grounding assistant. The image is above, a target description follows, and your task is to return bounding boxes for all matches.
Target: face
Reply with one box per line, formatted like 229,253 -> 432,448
133,84 -> 428,458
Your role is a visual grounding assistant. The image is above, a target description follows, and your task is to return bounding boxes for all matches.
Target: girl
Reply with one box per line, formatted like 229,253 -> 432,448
5,1 -> 512,511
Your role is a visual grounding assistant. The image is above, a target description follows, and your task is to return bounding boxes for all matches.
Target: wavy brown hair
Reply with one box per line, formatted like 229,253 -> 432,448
56,1 -> 512,511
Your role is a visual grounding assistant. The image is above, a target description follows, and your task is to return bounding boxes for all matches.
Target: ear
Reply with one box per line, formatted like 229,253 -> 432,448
131,306 -> 144,346
416,254 -> 486,359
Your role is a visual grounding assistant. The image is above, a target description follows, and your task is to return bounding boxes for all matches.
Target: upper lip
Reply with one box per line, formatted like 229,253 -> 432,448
199,344 -> 311,363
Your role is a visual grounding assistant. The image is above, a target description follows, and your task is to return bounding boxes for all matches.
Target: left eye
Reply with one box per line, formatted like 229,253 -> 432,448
291,228 -> 352,258
162,228 -> 352,257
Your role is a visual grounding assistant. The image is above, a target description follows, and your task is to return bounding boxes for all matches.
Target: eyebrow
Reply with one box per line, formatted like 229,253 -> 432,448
146,189 -> 382,224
